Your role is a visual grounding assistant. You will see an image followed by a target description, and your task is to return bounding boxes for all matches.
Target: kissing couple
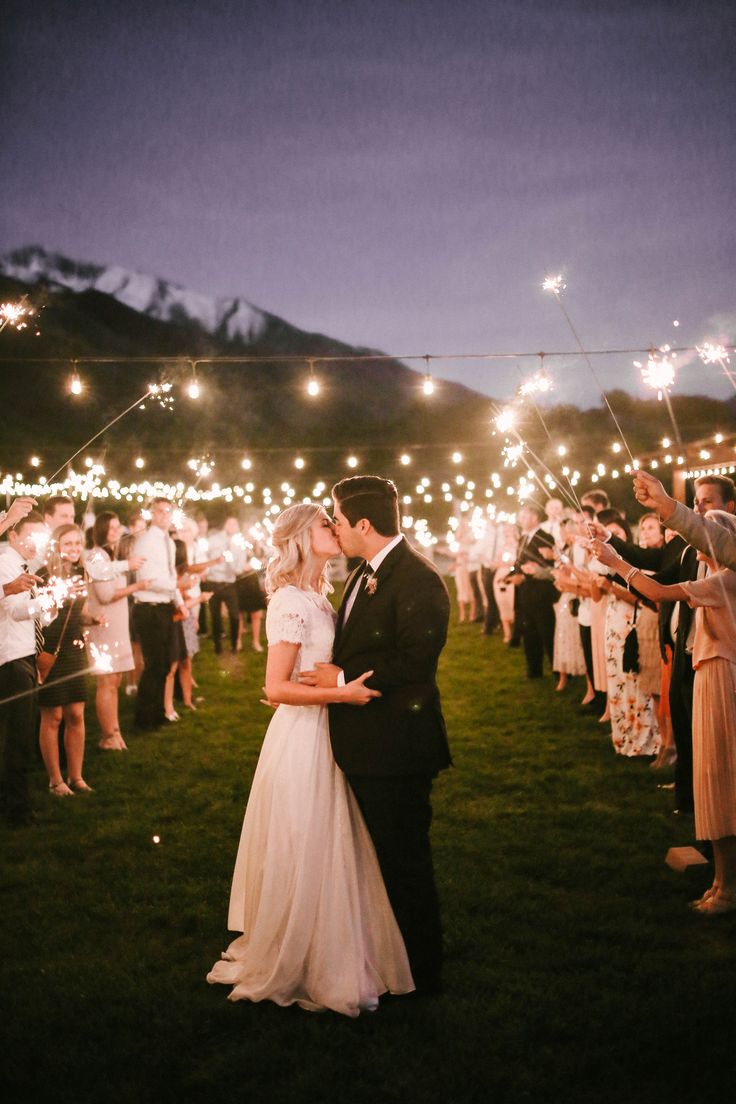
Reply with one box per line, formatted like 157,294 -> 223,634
207,475 -> 452,1015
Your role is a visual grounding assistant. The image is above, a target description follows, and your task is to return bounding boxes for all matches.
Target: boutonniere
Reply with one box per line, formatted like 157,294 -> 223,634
365,573 -> 378,595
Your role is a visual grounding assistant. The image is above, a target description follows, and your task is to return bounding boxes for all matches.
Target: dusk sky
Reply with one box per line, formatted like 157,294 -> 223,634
4,0 -> 735,405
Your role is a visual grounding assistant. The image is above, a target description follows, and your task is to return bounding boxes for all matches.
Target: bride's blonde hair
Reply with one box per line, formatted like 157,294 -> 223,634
265,502 -> 334,596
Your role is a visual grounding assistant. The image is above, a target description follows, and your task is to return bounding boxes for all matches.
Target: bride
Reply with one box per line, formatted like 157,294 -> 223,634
207,502 -> 414,1015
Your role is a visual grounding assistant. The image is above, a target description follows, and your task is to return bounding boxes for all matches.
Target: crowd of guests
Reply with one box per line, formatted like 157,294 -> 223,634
0,495 -> 268,826
2,475 -> 735,917
451,474 -> 736,916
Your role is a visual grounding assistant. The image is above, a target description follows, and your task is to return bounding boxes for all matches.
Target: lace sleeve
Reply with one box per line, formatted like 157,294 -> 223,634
266,588 -> 308,646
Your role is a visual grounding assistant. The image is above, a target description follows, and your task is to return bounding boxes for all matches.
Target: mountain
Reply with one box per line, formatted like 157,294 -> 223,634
1,245 -> 267,345
0,246 -> 492,488
0,246 -> 732,520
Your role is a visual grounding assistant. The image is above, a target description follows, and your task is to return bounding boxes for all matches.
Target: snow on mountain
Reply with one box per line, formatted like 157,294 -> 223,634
0,246 -> 267,343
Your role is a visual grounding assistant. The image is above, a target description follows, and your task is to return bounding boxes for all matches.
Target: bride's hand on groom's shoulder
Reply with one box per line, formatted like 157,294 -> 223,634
298,662 -> 341,688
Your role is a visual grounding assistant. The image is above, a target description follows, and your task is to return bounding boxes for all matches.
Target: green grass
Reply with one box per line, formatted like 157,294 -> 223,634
2,612 -> 735,1104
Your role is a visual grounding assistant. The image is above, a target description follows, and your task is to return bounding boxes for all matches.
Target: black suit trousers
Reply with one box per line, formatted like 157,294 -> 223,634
202,582 -> 239,652
669,645 -> 695,813
480,567 -> 500,633
0,656 -> 37,822
346,773 -> 443,989
133,603 -> 172,728
519,580 -> 556,678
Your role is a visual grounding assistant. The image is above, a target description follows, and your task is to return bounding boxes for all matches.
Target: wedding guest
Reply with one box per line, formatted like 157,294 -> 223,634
132,498 -> 183,730
0,496 -> 39,539
595,515 -> 660,757
163,540 -> 191,722
551,519 -> 586,691
477,519 -> 501,636
0,511 -> 48,826
634,470 -> 736,571
86,511 -> 151,750
203,515 -> 246,654
508,503 -> 557,678
544,497 -> 565,545
117,532 -> 145,697
571,506 -> 601,711
43,494 -> 75,530
451,517 -> 476,623
593,512 -> 736,915
580,489 -> 610,515
236,561 -> 266,653
492,524 -> 518,643
600,475 -> 736,812
38,524 -> 96,796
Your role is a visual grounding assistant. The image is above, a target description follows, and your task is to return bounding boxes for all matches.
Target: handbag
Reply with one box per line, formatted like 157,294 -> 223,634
36,601 -> 75,685
622,602 -> 640,674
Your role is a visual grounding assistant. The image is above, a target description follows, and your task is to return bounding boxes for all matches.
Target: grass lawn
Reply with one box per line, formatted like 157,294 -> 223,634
2,608 -> 735,1104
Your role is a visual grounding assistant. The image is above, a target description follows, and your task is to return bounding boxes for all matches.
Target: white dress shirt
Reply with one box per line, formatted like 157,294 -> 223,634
0,548 -> 48,664
342,533 -> 404,625
133,526 -> 180,605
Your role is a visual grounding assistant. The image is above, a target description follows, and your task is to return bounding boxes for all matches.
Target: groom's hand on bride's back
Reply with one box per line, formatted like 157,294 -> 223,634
299,662 -> 342,688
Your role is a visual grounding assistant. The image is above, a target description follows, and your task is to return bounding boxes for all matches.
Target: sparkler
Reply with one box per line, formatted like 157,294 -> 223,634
46,384 -> 165,484
697,342 -> 736,390
635,348 -> 682,447
0,297 -> 34,333
494,408 -> 516,434
542,273 -> 635,464
518,368 -> 554,398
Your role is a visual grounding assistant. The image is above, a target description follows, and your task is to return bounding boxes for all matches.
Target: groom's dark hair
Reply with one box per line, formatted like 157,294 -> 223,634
332,476 -> 400,537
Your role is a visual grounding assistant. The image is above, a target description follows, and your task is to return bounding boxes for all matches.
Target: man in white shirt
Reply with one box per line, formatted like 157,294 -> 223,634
0,512 -> 50,826
203,516 -> 246,655
131,498 -> 181,730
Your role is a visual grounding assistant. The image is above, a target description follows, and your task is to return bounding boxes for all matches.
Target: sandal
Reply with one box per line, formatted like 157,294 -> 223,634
49,780 -> 74,797
695,889 -> 736,916
67,778 -> 94,793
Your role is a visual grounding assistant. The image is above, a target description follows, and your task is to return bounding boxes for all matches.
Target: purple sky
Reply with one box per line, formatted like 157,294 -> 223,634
3,0 -> 735,405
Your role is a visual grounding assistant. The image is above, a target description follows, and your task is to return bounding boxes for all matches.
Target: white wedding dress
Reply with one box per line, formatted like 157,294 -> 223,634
206,585 -> 414,1015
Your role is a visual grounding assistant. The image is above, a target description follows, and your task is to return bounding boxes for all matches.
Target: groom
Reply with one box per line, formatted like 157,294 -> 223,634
300,475 -> 451,995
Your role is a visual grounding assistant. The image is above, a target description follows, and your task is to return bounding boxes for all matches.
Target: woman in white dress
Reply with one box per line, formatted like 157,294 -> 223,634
207,503 -> 414,1014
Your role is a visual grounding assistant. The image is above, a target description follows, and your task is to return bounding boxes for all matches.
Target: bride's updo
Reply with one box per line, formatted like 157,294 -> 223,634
265,502 -> 334,596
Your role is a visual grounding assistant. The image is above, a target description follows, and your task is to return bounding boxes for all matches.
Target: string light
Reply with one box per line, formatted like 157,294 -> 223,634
306,360 -> 320,397
294,457 -> 306,470
347,455 -> 359,469
241,457 -> 252,470
400,454 -> 411,466
186,362 -> 201,400
423,374 -> 435,396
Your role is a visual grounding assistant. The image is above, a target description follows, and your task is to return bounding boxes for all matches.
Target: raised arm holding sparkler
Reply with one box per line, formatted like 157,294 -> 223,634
634,471 -> 736,573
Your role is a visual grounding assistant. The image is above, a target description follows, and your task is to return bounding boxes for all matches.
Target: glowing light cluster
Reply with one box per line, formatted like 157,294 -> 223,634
0,300 -> 34,331
542,274 -> 566,295
636,351 -> 676,399
519,370 -> 554,397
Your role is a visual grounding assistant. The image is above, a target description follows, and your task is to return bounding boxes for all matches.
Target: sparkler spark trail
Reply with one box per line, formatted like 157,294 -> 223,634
697,342 -> 736,390
0,296 -> 35,333
46,386 -> 161,484
518,369 -> 554,398
542,274 -> 635,464
636,348 -> 683,447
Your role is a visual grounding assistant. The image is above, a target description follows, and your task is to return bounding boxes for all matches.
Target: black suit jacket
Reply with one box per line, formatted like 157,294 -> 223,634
328,538 -> 451,778
512,527 -> 557,608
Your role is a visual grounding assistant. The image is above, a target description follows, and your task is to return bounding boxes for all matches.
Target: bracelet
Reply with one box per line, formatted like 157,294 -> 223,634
624,565 -> 639,590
